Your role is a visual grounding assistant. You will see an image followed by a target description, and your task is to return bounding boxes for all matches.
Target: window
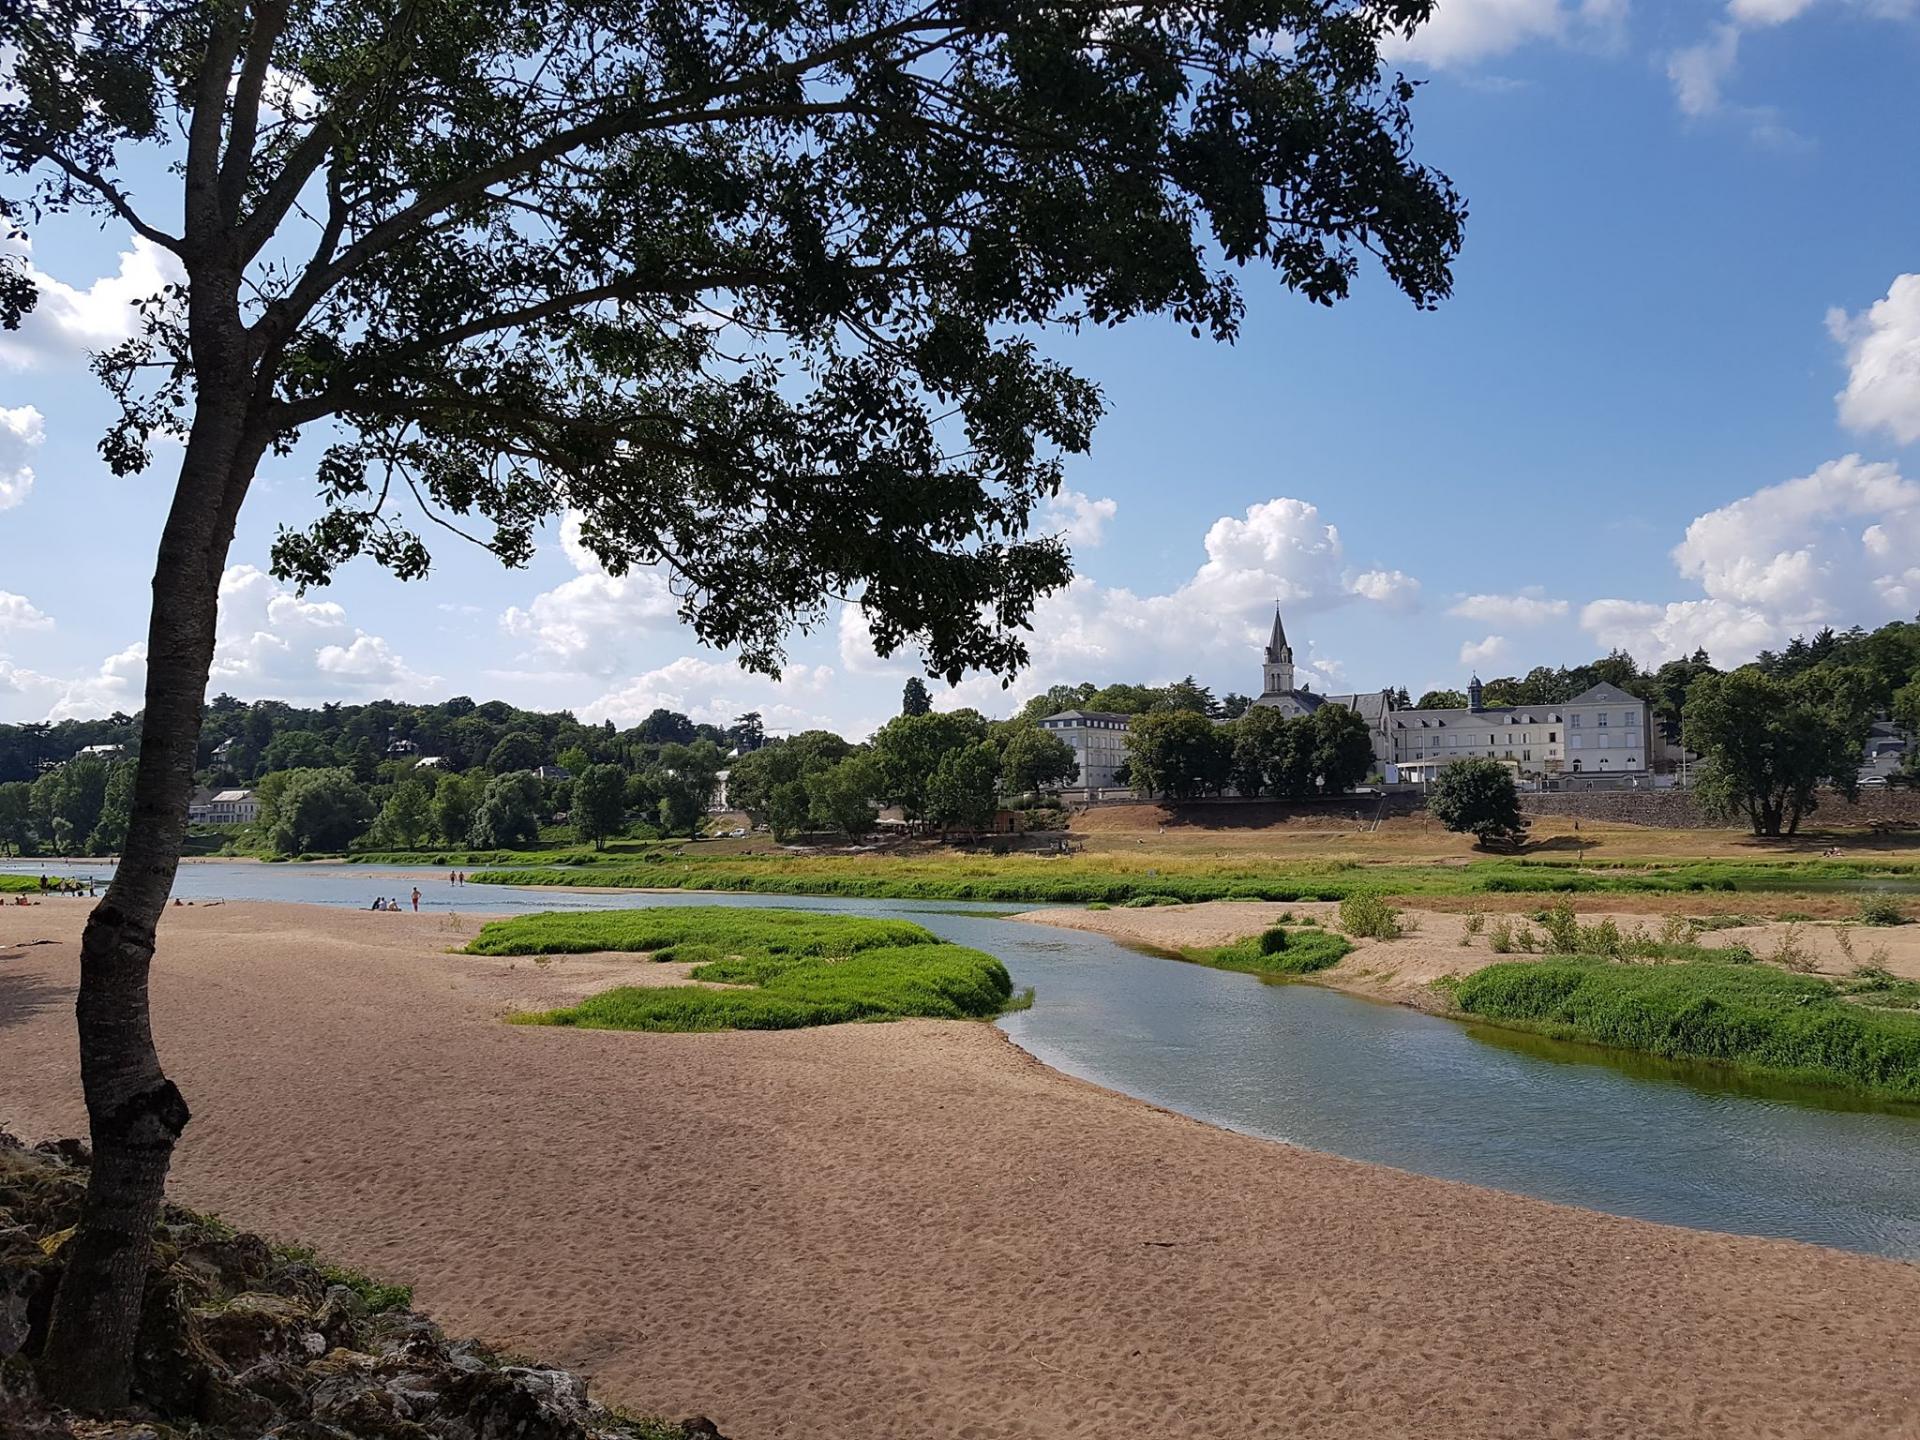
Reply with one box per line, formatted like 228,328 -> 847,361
1570,714 -> 1581,729
1549,731 -> 1557,743
1570,735 -> 1582,750
1621,711 -> 1634,727
1597,711 -> 1609,727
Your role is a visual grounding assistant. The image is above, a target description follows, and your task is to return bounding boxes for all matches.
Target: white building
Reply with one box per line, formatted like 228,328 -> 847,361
1037,710 -> 1132,791
1249,609 -> 1396,768
191,788 -> 259,825
1387,678 -> 1651,787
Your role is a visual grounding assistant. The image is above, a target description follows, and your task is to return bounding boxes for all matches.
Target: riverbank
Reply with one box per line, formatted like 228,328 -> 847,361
4,900 -> 1917,1437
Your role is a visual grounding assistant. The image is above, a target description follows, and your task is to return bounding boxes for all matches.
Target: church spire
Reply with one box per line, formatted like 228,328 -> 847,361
1261,604 -> 1295,696
1265,605 -> 1290,663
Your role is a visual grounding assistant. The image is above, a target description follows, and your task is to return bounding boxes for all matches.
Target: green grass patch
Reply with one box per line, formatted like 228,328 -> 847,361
1186,925 -> 1354,978
1448,957 -> 1920,1101
0,875 -> 39,893
469,853 -> 1920,907
482,907 -> 1018,1032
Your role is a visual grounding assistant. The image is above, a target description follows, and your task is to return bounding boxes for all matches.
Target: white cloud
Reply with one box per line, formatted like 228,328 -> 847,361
924,496 -> 1418,712
0,590 -> 53,631
40,643 -> 148,722
500,510 -> 678,674
1038,489 -> 1118,549
581,656 -> 840,734
1667,0 -> 1916,133
0,235 -> 184,369
211,565 -> 437,701
0,404 -> 43,510
1381,0 -> 1625,68
1459,634 -> 1509,667
1667,23 -> 1741,116
1448,591 -> 1570,626
1829,274 -> 1920,445
1349,568 -> 1422,608
1580,455 -> 1920,663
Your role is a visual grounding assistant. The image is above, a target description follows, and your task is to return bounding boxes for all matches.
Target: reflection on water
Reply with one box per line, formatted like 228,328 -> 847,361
8,858 -> 1920,1259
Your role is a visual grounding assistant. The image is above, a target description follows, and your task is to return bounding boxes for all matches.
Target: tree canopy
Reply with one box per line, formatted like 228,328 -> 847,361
1427,758 -> 1528,850
1685,668 -> 1873,836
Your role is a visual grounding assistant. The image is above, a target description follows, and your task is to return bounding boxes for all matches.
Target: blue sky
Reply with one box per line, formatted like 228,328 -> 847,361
4,0 -> 1920,739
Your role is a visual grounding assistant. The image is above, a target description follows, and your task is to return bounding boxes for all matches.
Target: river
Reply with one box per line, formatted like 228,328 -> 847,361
8,857 -> 1919,1260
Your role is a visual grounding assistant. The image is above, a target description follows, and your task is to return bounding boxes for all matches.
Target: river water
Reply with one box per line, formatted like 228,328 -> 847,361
8,858 -> 1919,1260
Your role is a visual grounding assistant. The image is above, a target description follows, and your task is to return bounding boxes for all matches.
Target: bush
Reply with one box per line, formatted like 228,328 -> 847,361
1858,895 -> 1908,926
1488,918 -> 1514,954
1086,901 -> 1111,911
1338,892 -> 1403,939
1451,957 -> 1920,1100
1122,894 -> 1184,908
1192,926 -> 1353,977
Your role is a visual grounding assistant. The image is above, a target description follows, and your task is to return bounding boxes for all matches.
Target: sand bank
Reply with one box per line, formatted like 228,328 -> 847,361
3,902 -> 1917,1438
1016,898 -> 1920,1007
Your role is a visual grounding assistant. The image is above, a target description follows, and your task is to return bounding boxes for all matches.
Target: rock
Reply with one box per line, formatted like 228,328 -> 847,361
28,1140 -> 89,1170
676,1420 -> 728,1439
0,1224 -> 50,1358
175,1231 -> 273,1297
193,1291 -> 324,1372
132,1271 -> 226,1416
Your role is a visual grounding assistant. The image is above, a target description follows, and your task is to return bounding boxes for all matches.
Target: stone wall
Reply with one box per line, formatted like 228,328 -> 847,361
1519,788 -> 1920,831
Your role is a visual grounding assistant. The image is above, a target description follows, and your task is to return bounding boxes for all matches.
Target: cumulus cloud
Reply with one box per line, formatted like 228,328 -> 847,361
1829,274 -> 1920,445
1459,634 -> 1509,667
40,644 -> 149,722
581,655 -> 841,734
0,235 -> 184,369
500,510 -> 678,674
1349,568 -> 1422,608
1381,0 -> 1625,68
1667,0 -> 1915,134
1667,24 -> 1741,116
1038,489 -> 1118,549
0,591 -> 53,632
0,404 -> 43,510
907,496 -> 1419,712
1580,455 -> 1920,663
211,565 -> 437,700
1448,591 -> 1570,626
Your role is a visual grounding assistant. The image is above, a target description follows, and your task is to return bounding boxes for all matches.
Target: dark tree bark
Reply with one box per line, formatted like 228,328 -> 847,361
38,289 -> 260,1408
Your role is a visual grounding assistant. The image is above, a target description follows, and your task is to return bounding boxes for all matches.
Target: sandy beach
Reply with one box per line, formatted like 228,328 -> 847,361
1017,898 -> 1920,1007
4,900 -> 1918,1438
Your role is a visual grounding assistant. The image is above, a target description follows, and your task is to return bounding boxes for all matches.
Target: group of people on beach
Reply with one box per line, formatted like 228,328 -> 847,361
369,887 -> 424,912
448,870 -> 468,885
35,874 -> 96,897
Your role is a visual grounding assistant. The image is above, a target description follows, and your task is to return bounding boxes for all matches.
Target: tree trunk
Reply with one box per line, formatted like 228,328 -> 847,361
38,378 -> 261,1410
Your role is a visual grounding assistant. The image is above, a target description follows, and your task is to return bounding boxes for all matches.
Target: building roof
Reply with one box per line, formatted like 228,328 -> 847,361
1040,709 -> 1132,724
1265,607 -> 1289,662
1249,689 -> 1393,722
1565,681 -> 1643,706
210,789 -> 254,803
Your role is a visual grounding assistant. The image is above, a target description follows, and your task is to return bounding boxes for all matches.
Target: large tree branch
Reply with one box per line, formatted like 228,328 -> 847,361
184,13 -> 245,242
217,0 -> 290,216
37,152 -> 184,254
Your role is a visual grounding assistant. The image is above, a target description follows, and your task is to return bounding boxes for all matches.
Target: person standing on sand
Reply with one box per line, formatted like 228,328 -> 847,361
411,886 -> 421,912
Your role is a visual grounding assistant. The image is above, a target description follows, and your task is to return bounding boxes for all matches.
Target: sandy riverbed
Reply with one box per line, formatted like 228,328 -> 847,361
1017,899 -> 1920,1007
3,901 -> 1917,1438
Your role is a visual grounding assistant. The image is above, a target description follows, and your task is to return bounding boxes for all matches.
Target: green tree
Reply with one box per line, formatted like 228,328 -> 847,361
0,781 -> 32,855
1686,668 -> 1871,836
901,677 -> 933,718
431,771 -> 485,846
806,755 -> 883,837
370,775 -> 434,849
871,711 -> 989,821
487,731 -> 546,775
656,775 -> 707,838
1895,680 -> 1920,779
1156,675 -> 1220,717
1228,705 -> 1289,797
261,768 -> 375,854
1,0 -> 1467,1400
573,764 -> 627,850
926,742 -> 1001,833
87,763 -> 137,855
1217,692 -> 1254,720
1124,711 -> 1232,800
767,781 -> 814,841
1310,704 -> 1376,795
998,727 -> 1079,795
468,771 -> 545,848
261,731 -> 335,772
1415,689 -> 1466,710
555,745 -> 593,778
1427,758 -> 1529,850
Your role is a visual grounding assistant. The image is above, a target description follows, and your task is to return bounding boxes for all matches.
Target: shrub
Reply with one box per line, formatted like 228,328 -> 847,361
1122,894 -> 1184,908
1338,892 -> 1403,940
1257,926 -> 1289,955
1463,909 -> 1486,936
1488,918 -> 1515,954
1191,927 -> 1353,977
1769,923 -> 1816,973
1858,895 -> 1908,927
1538,901 -> 1580,954
1086,901 -> 1111,911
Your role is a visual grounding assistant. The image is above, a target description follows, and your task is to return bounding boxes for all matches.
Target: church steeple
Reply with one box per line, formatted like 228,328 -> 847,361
1262,605 -> 1295,695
